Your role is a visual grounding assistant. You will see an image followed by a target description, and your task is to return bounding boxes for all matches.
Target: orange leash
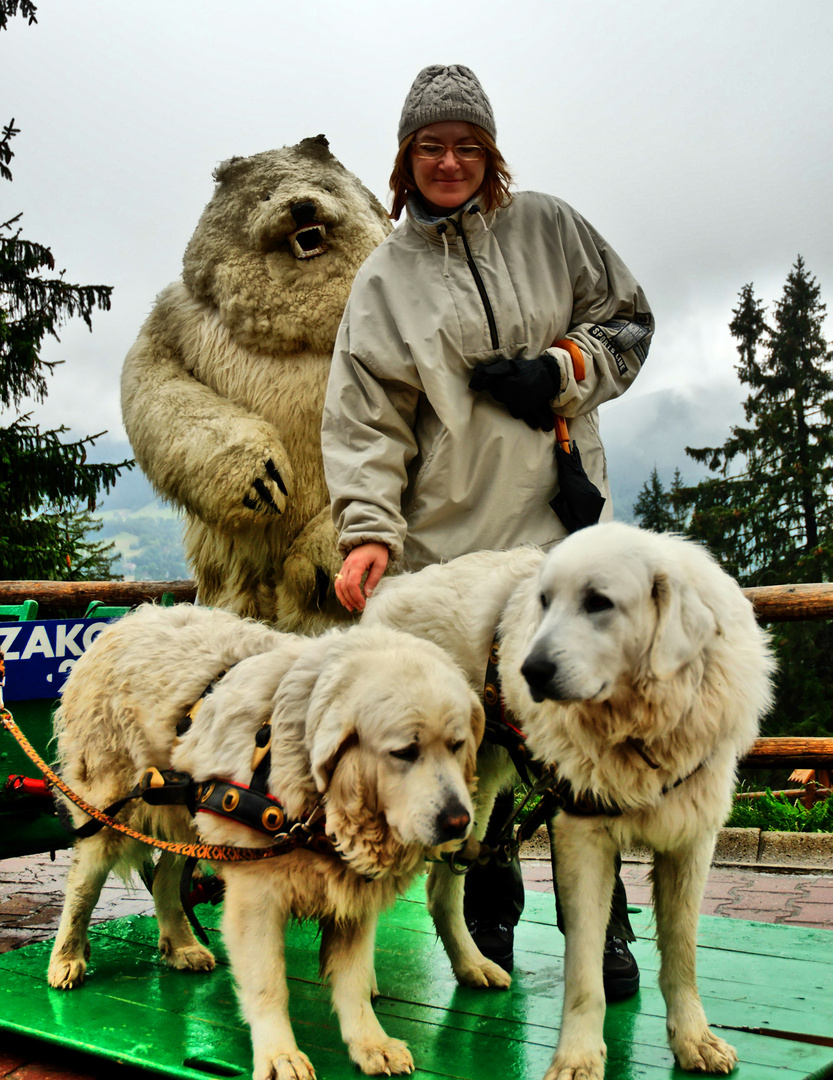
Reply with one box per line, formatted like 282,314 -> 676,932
551,338 -> 586,451
0,706 -> 299,862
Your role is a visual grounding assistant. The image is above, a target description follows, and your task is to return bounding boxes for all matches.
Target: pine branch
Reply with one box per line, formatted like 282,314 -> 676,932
0,1 -> 38,32
0,118 -> 20,181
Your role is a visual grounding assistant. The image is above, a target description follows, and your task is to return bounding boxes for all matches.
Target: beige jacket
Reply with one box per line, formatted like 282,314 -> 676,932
322,191 -> 653,570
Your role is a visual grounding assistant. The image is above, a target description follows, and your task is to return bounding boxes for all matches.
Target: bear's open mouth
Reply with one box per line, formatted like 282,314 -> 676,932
288,223 -> 328,259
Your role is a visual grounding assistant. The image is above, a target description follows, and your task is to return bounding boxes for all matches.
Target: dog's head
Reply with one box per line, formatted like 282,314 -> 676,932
289,627 -> 483,878
518,523 -> 720,705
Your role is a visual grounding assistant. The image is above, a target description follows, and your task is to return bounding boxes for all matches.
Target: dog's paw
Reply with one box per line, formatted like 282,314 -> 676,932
672,1031 -> 737,1074
454,957 -> 512,990
544,1043 -> 606,1080
543,1059 -> 605,1080
255,1050 -> 316,1080
159,939 -> 216,972
349,1038 -> 414,1076
47,954 -> 87,990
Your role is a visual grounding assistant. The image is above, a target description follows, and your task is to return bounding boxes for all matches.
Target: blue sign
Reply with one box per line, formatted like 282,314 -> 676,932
0,619 -> 115,701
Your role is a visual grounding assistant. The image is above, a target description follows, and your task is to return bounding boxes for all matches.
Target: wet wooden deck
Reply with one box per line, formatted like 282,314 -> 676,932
0,883 -> 831,1080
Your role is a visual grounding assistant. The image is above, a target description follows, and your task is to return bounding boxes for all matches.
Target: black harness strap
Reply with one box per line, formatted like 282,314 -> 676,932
483,636 -> 536,785
249,721 -> 272,794
195,775 -> 288,837
175,666 -> 232,739
73,768 -> 197,839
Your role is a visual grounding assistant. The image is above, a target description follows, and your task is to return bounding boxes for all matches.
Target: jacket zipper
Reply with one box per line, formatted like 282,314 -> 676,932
455,217 -> 500,350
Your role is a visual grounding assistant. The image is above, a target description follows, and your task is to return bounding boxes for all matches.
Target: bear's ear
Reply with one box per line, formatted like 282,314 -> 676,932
297,134 -> 333,162
212,156 -> 255,184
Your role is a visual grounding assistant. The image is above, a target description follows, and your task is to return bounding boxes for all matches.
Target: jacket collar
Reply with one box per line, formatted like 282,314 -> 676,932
406,194 -> 495,248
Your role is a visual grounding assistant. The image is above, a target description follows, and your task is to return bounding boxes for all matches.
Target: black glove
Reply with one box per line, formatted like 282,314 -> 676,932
468,354 -> 561,432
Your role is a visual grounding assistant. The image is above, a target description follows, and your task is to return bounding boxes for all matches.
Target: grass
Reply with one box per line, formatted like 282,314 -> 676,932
725,788 -> 833,832
514,785 -> 833,833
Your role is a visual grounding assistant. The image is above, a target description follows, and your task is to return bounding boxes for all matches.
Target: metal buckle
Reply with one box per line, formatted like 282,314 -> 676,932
448,849 -> 475,875
493,840 -> 519,868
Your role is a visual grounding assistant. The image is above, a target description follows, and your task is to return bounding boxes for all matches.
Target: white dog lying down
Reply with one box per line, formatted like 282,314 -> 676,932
364,522 -> 774,1079
47,605 -> 484,1080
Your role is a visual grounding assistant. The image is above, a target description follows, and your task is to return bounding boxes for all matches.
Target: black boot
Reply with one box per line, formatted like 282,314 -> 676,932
464,790 -> 524,973
602,935 -> 640,1001
465,918 -> 515,972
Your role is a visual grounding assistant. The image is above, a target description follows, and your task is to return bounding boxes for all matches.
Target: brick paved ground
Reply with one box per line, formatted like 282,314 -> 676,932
523,857 -> 833,929
0,849 -> 154,956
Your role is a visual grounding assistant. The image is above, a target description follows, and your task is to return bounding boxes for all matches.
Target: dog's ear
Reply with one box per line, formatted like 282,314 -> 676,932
325,748 -> 413,879
464,692 -> 486,788
649,571 -> 717,680
309,717 -> 358,793
469,691 -> 486,749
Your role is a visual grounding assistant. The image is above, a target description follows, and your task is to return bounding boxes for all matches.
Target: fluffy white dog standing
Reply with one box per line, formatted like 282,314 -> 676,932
47,605 -> 484,1080
364,522 -> 774,1079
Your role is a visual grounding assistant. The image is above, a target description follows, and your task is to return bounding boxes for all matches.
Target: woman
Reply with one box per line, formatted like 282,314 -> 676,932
321,64 -> 653,996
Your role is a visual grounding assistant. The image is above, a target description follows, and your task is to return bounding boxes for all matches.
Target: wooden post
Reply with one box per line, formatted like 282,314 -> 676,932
738,737 -> 833,770
743,581 -> 833,622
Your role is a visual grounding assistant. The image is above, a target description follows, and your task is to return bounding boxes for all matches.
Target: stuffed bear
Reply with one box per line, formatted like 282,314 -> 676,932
121,136 -> 392,630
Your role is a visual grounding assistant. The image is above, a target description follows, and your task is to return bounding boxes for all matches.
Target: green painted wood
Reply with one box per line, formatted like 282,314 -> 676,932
0,698 -> 72,857
0,886 -> 830,1080
0,698 -> 59,772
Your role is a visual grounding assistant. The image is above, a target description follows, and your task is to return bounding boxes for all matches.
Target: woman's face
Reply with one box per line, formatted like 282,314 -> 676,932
410,121 -> 486,215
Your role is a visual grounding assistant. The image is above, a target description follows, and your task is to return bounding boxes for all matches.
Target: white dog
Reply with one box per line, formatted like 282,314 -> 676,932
364,522 -> 774,1079
47,604 -> 484,1080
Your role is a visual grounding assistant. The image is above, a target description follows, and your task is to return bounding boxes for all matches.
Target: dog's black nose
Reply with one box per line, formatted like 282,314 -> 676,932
521,655 -> 556,701
290,200 -> 317,226
436,801 -> 471,842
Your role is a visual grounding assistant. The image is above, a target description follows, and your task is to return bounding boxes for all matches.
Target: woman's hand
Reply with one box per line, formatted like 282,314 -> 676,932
334,542 -> 390,613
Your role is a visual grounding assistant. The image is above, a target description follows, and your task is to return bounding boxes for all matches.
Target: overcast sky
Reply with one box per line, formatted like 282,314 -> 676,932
3,0 -> 832,501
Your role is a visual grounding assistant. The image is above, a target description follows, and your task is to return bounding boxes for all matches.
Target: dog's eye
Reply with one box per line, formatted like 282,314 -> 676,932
584,591 -> 614,614
539,593 -> 549,610
390,744 -> 420,763
450,739 -> 466,754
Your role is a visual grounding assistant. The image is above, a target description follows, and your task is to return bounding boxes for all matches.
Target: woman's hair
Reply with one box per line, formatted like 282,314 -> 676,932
388,125 -> 513,221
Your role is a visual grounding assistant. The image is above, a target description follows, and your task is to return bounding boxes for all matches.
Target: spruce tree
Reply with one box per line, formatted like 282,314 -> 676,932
682,260 -> 833,586
676,259 -> 833,738
632,467 -> 688,533
1,2 -> 131,580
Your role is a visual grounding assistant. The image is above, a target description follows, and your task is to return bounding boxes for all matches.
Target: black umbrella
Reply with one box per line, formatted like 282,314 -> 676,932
549,415 -> 605,533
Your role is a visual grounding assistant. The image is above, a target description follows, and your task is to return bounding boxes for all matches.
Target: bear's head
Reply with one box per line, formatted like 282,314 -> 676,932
182,136 -> 392,354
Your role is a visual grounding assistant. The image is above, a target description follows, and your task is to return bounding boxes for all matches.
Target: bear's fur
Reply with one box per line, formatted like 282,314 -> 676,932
121,136 -> 391,630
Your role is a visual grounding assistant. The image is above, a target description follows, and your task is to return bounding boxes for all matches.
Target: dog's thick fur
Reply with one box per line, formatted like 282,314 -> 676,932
47,604 -> 484,1080
363,522 -> 774,1079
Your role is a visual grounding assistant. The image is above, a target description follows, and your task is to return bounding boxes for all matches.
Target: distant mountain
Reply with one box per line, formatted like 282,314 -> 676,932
89,441 -> 155,511
88,440 -> 189,579
601,382 -> 743,521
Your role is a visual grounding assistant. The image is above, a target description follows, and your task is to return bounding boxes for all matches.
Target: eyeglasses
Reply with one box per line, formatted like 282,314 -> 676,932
411,142 -> 485,162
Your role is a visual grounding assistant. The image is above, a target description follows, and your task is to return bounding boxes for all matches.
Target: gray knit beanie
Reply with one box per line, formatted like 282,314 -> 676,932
397,64 -> 496,144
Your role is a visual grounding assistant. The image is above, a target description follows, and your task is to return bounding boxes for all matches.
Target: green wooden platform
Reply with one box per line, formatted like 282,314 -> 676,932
0,884 -> 831,1080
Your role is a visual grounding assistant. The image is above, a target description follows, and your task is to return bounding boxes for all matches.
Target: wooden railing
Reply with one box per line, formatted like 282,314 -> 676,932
2,578 -> 832,619
0,579 -> 197,613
